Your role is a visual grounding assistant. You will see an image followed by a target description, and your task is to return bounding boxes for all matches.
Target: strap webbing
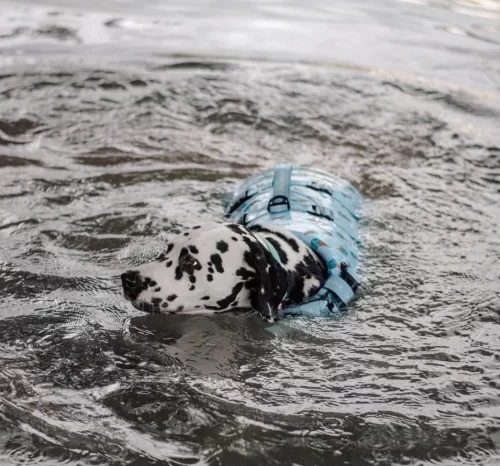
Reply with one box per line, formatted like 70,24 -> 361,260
262,237 -> 281,264
268,164 -> 292,214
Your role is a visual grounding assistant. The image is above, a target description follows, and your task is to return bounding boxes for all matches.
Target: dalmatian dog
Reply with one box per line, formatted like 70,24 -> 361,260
121,222 -> 327,322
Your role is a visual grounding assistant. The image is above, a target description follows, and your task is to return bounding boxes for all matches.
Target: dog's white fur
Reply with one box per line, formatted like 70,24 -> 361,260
121,222 -> 326,321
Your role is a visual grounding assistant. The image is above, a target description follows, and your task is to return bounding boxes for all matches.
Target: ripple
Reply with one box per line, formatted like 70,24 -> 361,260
0,155 -> 43,168
0,118 -> 40,137
34,25 -> 80,43
87,168 -> 251,187
152,61 -> 234,72
0,41 -> 499,466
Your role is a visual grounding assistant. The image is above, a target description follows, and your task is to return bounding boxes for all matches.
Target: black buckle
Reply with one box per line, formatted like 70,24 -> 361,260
267,195 -> 290,213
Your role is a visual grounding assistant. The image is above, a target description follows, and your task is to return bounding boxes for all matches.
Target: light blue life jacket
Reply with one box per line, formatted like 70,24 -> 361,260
224,164 -> 362,318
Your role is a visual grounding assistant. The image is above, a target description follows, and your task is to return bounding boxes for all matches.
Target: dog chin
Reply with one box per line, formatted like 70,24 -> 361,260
131,301 -> 161,314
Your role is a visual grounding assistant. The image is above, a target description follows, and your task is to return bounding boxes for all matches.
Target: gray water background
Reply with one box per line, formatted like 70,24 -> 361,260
0,0 -> 500,464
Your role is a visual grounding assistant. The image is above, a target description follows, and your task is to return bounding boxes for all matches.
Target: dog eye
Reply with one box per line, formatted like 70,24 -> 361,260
184,256 -> 198,267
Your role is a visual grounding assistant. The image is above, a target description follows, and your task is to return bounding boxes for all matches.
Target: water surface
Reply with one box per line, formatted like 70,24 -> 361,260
1,0 -> 500,465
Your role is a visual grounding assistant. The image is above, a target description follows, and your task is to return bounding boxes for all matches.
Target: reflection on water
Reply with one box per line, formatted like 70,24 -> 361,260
0,0 -> 500,464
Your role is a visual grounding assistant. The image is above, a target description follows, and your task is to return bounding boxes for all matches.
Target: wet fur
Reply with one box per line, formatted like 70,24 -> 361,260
121,222 -> 326,322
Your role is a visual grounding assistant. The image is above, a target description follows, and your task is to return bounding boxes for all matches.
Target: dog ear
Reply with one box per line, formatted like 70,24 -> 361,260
243,241 -> 289,323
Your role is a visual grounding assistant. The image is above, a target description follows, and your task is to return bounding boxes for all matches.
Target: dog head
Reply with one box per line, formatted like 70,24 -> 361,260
121,223 -> 289,322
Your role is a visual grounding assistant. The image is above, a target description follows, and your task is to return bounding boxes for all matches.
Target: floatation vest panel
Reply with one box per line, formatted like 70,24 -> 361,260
224,165 -> 363,318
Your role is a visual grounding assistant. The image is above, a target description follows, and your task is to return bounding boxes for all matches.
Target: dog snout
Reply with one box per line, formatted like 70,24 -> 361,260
121,270 -> 142,300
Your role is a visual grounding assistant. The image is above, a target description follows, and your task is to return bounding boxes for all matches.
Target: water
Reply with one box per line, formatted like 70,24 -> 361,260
1,0 -> 500,464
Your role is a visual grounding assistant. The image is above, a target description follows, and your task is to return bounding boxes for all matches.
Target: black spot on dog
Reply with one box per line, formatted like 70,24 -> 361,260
231,237 -> 238,242
215,282 -> 244,309
183,232 -> 190,236
161,302 -> 168,309
241,239 -> 289,321
207,274 -> 213,282
208,267 -> 214,274
154,287 -> 161,292
175,265 -> 183,280
265,236 -> 288,265
188,245 -> 199,254
166,243 -> 174,254
236,267 -> 254,281
304,251 -> 326,277
176,305 -> 184,312
241,234 -> 258,251
189,275 -> 196,284
121,270 -> 147,301
192,225 -> 201,230
210,254 -> 224,273
189,284 -> 195,291
227,224 -> 247,236
167,294 -> 177,302
157,252 -> 167,261
249,224 -> 300,252
216,240 -> 229,253
151,297 -> 162,310
286,252 -> 326,304
166,260 -> 173,268
201,296 -> 210,300
245,277 -> 258,290
287,273 -> 305,304
207,261 -> 212,267
150,280 -> 157,287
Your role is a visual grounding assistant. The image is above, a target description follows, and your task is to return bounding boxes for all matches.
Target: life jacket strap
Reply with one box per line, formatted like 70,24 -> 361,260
268,164 -> 292,214
322,275 -> 355,306
261,237 -> 282,264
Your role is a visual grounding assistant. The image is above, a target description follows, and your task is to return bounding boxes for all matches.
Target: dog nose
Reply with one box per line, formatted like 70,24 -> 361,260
121,270 -> 142,300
